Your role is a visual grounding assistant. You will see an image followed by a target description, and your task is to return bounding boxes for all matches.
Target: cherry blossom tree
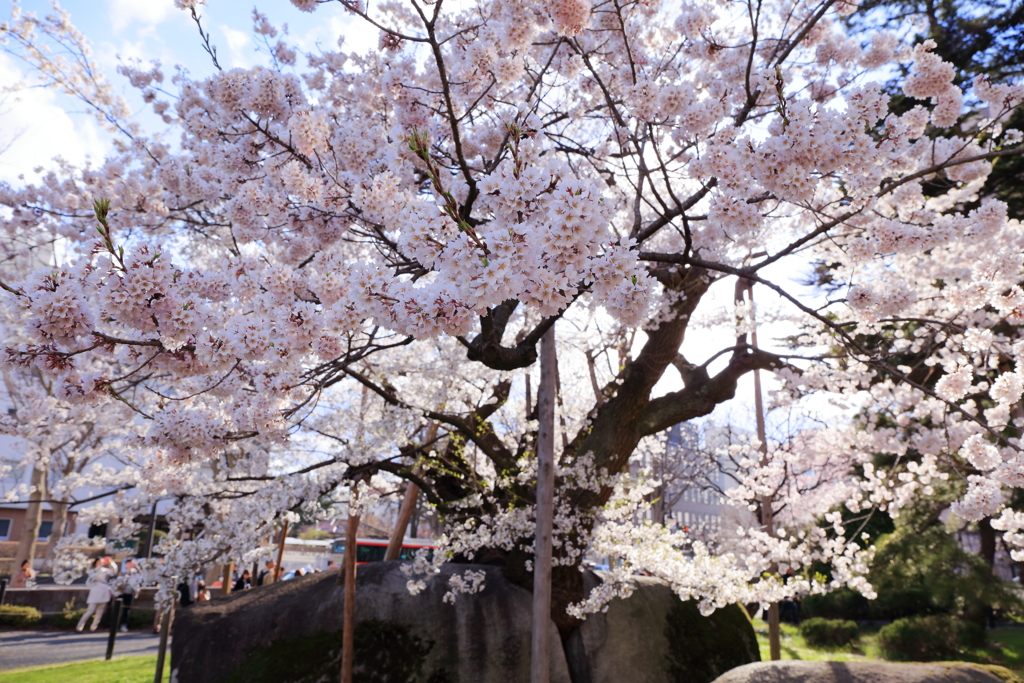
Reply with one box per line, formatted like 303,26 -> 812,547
3,0 -> 1024,679
0,204 -> 142,582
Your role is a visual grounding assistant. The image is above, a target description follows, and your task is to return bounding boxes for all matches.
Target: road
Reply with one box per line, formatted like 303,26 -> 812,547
0,629 -> 163,671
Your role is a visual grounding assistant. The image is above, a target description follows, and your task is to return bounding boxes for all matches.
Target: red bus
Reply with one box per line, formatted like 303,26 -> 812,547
329,537 -> 434,564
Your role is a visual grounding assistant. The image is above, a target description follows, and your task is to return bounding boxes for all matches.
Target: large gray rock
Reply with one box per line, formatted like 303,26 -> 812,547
170,562 -> 758,683
712,661 -> 1020,683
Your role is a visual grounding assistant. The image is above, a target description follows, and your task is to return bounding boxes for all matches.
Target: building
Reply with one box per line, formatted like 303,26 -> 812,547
631,421 -> 755,548
0,413 -> 82,574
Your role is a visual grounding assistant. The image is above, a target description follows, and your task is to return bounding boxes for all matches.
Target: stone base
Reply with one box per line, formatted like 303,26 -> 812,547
170,562 -> 759,683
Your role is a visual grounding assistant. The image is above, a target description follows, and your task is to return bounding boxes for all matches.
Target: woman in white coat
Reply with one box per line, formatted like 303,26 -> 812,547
76,557 -> 116,632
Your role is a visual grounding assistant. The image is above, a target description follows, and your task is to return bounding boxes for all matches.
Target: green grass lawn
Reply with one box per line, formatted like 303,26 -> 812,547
0,655 -> 158,683
755,623 -> 1024,673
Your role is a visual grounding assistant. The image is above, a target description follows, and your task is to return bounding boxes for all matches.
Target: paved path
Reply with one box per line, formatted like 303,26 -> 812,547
0,629 -> 163,671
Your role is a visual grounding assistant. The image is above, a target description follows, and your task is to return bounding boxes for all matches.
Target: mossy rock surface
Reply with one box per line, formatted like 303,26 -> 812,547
712,661 -> 1021,683
171,563 -> 758,683
222,620 -> 451,683
665,599 -> 760,682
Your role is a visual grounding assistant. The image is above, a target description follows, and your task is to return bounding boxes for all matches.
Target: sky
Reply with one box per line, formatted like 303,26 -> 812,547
0,0 -> 842,439
0,0 -> 377,184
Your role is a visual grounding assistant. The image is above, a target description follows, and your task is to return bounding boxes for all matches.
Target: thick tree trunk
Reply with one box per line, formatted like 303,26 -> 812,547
560,626 -> 593,683
979,516 -> 996,569
435,269 -> 780,679
502,550 -> 593,683
43,500 -> 67,572
563,267 -> 725,516
12,462 -> 46,587
553,565 -> 591,683
967,516 -> 997,629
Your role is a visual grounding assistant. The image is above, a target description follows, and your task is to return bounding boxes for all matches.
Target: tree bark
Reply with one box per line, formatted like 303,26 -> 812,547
43,500 -> 68,572
561,625 -> 593,683
429,268 -> 783,638
979,516 -> 997,570
560,267 -> 714,515
531,326 -> 557,683
12,461 -> 46,587
967,516 -> 997,629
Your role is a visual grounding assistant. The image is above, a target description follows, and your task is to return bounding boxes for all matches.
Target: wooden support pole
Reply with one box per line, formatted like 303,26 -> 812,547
106,598 -> 123,660
145,502 -> 158,559
531,326 -> 557,683
273,521 -> 289,583
340,510 -> 359,683
743,279 -> 781,661
153,604 -> 173,683
222,563 -> 234,596
385,423 -> 437,562
384,482 -> 419,562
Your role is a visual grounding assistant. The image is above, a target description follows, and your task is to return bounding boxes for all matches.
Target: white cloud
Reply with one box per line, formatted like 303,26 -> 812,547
293,11 -> 377,56
107,0 -> 175,33
219,25 -> 255,68
0,56 -> 111,185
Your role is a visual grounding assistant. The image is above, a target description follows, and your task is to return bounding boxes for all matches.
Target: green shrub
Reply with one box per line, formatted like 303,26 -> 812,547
298,529 -> 332,541
799,617 -> 859,649
50,598 -> 86,629
803,588 -> 870,621
877,615 -> 984,661
128,608 -> 156,629
868,526 -> 1022,622
803,585 -> 948,622
0,604 -> 42,627
808,524 -> 1023,624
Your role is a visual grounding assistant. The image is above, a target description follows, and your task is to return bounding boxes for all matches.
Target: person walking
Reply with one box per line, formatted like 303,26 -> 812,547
232,569 -> 252,591
177,578 -> 193,608
116,559 -> 141,632
76,557 -> 116,632
257,560 -> 277,586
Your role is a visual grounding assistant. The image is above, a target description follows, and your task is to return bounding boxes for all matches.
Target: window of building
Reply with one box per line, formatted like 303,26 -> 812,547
37,521 -> 53,541
0,458 -> 25,482
0,518 -> 10,540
